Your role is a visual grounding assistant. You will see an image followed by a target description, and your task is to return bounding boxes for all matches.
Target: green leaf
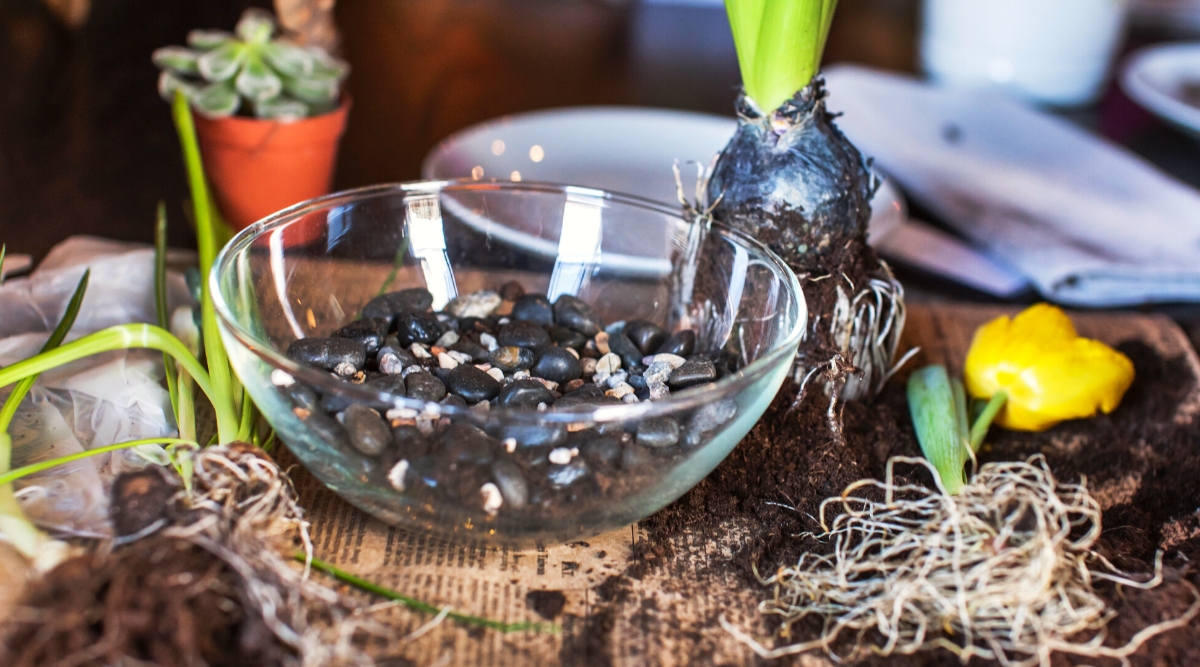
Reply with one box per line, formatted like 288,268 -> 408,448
0,438 -> 197,487
254,96 -> 309,121
907,365 -> 970,494
187,29 -> 234,50
725,0 -> 839,112
157,71 -> 199,104
192,82 -> 241,118
262,41 -> 316,78
282,74 -> 339,105
236,53 -> 283,102
152,46 -> 201,76
725,0 -> 766,106
0,269 -> 90,435
155,203 -> 180,421
236,8 -> 276,44
311,51 -> 350,81
197,41 -> 246,82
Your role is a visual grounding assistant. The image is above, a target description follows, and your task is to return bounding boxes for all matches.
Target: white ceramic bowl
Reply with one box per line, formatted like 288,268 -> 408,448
1121,41 -> 1200,140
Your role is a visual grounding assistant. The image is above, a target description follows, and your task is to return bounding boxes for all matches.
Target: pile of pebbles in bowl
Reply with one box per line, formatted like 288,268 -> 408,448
278,281 -> 739,519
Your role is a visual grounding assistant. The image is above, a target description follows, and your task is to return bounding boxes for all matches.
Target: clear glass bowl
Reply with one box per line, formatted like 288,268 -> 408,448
211,181 -> 805,544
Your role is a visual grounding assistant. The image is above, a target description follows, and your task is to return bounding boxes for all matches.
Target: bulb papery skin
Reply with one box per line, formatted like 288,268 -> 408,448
708,81 -> 874,271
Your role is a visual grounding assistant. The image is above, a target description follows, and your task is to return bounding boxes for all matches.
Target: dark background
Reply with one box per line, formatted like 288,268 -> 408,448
2,0 -> 1199,313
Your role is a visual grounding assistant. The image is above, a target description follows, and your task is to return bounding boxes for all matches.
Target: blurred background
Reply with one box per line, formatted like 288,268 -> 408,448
2,0 -> 1200,273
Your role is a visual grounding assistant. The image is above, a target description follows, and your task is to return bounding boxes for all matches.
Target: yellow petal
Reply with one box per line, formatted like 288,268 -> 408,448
963,304 -> 1135,432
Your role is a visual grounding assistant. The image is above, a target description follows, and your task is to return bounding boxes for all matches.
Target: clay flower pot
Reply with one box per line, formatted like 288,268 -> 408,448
193,98 -> 351,235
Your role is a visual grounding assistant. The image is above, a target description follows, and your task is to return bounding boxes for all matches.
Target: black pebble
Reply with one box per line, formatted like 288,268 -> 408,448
458,317 -> 493,334
668,358 -> 717,389
636,417 -> 680,448
493,459 -> 529,508
286,337 -> 366,373
657,329 -> 696,357
451,339 -> 491,363
500,281 -> 526,302
446,365 -> 501,403
362,288 -> 434,320
405,371 -> 447,402
580,434 -> 622,467
342,405 -> 391,456
564,383 -> 605,400
625,320 -> 666,355
511,294 -> 554,326
440,393 -> 468,408
438,424 -> 496,465
333,318 -> 390,356
394,312 -> 443,345
285,384 -> 319,411
549,326 -> 586,350
391,425 -> 429,459
489,346 -> 536,372
532,347 -> 582,384
498,320 -> 551,350
493,423 -> 569,448
608,332 -> 645,371
377,345 -> 417,374
498,379 -> 556,409
553,295 -> 602,336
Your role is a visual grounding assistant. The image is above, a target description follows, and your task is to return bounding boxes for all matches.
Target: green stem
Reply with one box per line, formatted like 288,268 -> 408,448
0,437 -> 197,487
299,553 -> 557,634
156,202 -> 181,420
0,324 -> 237,438
172,91 -> 237,444
0,270 -> 90,435
969,390 -> 1007,453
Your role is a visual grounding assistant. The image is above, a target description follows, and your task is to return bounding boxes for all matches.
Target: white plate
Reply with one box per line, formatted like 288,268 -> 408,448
1121,41 -> 1200,140
421,106 -> 904,244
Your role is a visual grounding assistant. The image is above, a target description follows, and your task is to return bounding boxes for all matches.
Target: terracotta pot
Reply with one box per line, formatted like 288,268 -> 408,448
193,98 -> 351,236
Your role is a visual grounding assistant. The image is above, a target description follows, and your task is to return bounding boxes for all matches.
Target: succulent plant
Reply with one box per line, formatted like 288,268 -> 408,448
153,8 -> 349,121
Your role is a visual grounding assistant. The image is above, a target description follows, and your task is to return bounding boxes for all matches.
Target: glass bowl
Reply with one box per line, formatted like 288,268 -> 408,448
211,181 -> 805,544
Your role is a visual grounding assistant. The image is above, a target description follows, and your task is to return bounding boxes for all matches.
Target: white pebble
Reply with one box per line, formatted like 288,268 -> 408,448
565,347 -> 580,359
471,400 -> 491,412
512,370 -> 530,380
606,371 -> 628,388
480,482 -> 503,515
594,331 -> 611,355
649,381 -> 670,400
437,352 -> 459,369
334,362 -> 357,377
498,317 -> 511,325
435,330 -> 460,348
416,418 -> 435,436
388,460 -> 409,491
401,364 -> 423,378
475,362 -> 493,371
537,378 -> 559,391
537,402 -> 548,411
596,353 -> 622,374
386,407 -> 419,420
410,343 -> 432,359
271,369 -> 295,387
503,437 -> 518,453
549,447 -> 574,465
480,333 -> 499,351
644,361 -> 673,384
447,290 -> 502,318
487,367 -> 505,382
580,357 -> 597,376
448,350 -> 473,364
650,353 -> 687,369
621,393 -> 640,404
379,353 -> 406,375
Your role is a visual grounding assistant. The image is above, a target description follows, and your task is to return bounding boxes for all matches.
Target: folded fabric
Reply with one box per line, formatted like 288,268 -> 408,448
823,65 -> 1200,306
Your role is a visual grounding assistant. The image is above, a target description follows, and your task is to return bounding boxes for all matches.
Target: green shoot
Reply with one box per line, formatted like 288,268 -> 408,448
907,365 -> 970,494
0,437 -> 197,487
156,202 -> 182,422
725,0 -> 839,113
0,269 -> 89,435
172,91 -> 238,444
969,391 -> 1007,453
299,553 -> 558,634
0,324 -> 236,437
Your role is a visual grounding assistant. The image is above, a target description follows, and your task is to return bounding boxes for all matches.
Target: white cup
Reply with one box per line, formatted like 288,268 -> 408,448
920,0 -> 1131,106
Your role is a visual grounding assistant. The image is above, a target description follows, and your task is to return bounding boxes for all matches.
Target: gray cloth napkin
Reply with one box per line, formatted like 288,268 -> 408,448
824,65 -> 1200,306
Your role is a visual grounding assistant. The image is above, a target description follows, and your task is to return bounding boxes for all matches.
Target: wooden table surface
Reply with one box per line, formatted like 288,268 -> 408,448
1,0 -> 1199,348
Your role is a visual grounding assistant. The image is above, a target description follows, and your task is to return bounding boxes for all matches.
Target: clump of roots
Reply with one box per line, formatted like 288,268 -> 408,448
722,455 -> 1200,666
2,444 -> 380,667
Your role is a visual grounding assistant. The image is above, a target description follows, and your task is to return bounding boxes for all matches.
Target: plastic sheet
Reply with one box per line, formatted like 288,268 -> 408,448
0,236 -> 196,537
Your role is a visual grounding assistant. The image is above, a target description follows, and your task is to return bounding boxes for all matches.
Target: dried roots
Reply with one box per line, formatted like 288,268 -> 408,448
723,455 -> 1200,666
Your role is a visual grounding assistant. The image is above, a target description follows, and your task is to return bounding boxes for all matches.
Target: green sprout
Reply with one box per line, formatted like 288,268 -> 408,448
154,8 -> 348,120
906,365 -> 1006,494
726,0 -> 839,113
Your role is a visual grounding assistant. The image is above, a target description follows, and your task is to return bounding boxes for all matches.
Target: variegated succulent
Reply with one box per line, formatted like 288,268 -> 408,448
153,8 -> 348,120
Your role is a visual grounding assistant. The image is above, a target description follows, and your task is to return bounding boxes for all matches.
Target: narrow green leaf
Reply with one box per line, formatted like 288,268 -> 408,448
0,269 -> 89,434
237,389 -> 255,442
187,29 -> 234,50
197,41 -> 246,82
907,365 -> 970,494
176,369 -> 197,443
969,390 -> 1007,453
725,0 -> 766,105
300,553 -> 558,634
172,92 -> 239,444
0,438 -> 197,487
156,203 -> 180,421
236,53 -> 283,103
725,0 -> 839,112
152,46 -> 201,76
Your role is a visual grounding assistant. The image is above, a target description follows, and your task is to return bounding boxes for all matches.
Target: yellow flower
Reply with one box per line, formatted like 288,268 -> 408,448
963,304 -> 1134,431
